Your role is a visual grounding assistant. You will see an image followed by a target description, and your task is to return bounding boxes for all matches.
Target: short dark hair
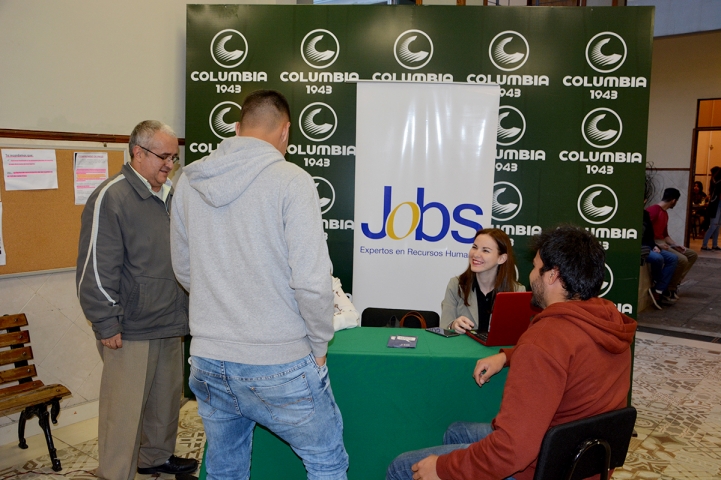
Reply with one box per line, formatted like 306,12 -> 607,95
661,188 -> 680,202
239,90 -> 291,130
531,225 -> 605,301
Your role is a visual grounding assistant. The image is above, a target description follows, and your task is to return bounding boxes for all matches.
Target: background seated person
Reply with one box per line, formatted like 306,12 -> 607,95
692,181 -> 707,206
441,228 -> 524,334
646,187 -> 698,299
643,195 -> 678,309
332,276 -> 360,331
386,225 -> 637,480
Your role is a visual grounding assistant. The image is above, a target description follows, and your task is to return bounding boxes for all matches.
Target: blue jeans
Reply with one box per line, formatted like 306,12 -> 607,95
703,202 -> 721,248
386,422 -> 515,480
646,249 -> 678,292
189,354 -> 348,480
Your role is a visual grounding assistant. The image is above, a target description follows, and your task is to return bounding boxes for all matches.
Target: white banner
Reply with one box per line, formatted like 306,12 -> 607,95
353,82 -> 500,315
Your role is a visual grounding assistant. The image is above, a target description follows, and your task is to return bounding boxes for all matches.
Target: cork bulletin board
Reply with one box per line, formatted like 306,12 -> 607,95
0,148 -> 124,275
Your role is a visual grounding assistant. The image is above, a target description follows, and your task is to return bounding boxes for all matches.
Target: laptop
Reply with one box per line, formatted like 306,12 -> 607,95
466,291 -> 538,347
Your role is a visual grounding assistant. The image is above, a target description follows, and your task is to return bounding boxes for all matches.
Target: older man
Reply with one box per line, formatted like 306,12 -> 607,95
77,120 -> 197,480
387,226 -> 636,480
171,90 -> 348,479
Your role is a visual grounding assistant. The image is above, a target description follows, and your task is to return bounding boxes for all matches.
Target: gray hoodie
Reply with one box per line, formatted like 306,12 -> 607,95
170,136 -> 334,365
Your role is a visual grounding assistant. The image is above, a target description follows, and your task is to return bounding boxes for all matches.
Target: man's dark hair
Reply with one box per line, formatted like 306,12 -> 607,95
239,90 -> 291,129
661,187 -> 680,202
531,225 -> 606,300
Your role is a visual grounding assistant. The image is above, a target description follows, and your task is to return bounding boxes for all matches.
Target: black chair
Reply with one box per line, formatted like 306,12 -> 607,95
360,308 -> 440,329
533,406 -> 637,480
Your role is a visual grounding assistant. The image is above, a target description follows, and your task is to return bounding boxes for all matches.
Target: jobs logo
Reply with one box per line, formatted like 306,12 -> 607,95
492,182 -> 523,222
497,106 -> 526,146
394,30 -> 434,70
582,108 -> 623,149
577,184 -> 618,225
313,176 -> 335,214
299,102 -> 338,142
489,31 -> 529,72
361,186 -> 482,243
586,32 -> 627,73
210,29 -> 248,69
209,102 -> 242,139
301,29 -> 340,69
600,264 -> 614,298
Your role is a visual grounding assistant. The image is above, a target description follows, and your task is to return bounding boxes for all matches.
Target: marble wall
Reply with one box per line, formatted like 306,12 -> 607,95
0,270 -> 102,428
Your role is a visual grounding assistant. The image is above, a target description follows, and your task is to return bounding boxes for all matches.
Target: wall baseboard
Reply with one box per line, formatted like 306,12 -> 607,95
0,400 -> 98,447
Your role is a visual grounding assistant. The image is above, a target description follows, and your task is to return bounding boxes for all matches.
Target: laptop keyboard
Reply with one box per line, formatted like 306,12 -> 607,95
471,331 -> 488,342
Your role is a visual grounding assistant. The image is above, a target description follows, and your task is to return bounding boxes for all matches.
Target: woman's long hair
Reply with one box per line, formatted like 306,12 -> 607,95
457,228 -> 517,307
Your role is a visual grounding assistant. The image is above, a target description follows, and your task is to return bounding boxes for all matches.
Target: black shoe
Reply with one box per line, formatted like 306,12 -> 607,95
713,246 -> 721,251
701,246 -> 711,251
137,455 -> 199,475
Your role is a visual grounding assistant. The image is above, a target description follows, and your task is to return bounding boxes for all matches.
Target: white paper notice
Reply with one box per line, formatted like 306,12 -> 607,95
1,149 -> 58,191
0,203 -> 6,266
74,152 -> 109,205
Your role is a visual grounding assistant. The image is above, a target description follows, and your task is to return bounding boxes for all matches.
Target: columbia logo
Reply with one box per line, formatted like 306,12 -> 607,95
209,102 -> 242,139
299,102 -> 338,142
496,106 -> 526,146
492,182 -> 523,221
581,108 -> 622,149
301,29 -> 339,69
210,29 -> 248,68
394,30 -> 433,70
585,32 -> 627,73
489,31 -> 529,72
577,184 -> 618,225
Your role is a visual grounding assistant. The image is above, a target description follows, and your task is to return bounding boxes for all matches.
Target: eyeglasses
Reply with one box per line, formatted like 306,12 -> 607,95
137,145 -> 180,165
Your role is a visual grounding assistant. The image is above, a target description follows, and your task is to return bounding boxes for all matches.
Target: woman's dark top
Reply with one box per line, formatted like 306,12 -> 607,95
473,276 -> 496,332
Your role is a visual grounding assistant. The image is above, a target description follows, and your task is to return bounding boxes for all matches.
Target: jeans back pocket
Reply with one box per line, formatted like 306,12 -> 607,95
251,373 -> 315,426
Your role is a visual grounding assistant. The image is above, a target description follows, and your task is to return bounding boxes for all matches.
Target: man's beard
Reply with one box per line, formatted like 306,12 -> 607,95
530,276 -> 546,310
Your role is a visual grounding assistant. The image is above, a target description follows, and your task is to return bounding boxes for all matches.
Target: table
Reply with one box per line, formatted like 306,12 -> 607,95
198,327 -> 508,479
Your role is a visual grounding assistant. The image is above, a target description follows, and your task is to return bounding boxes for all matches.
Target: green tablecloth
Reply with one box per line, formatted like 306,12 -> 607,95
198,327 -> 508,479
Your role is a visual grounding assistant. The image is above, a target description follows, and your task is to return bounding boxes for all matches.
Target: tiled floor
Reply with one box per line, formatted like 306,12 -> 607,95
637,241 -> 721,338
0,401 -> 205,479
2,332 -> 720,479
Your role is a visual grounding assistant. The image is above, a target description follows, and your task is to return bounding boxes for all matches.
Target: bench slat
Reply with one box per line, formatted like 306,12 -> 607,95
0,380 -> 45,399
0,346 -> 33,367
0,384 -> 72,417
0,314 -> 28,330
0,330 -> 30,348
0,365 -> 36,385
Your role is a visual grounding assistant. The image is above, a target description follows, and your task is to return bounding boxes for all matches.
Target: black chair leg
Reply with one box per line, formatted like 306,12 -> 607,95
18,409 -> 28,449
50,398 -> 61,424
30,403 -> 63,472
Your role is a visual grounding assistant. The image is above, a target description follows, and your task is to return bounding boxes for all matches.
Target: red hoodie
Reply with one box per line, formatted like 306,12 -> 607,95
435,297 -> 637,480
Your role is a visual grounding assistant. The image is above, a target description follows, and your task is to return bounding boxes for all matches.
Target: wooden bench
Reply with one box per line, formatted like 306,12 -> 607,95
0,313 -> 72,472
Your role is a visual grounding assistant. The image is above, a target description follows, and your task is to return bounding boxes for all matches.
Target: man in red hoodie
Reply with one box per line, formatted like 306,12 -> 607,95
387,225 -> 637,480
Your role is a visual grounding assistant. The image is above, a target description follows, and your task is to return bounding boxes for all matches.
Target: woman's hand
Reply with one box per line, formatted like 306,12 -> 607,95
450,316 -> 475,333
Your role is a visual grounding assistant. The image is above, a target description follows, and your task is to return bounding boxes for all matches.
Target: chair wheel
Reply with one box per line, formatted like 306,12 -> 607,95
19,441 -> 28,449
52,459 -> 62,472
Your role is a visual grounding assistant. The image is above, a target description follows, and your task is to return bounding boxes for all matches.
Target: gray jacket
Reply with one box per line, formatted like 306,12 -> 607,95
76,163 -> 189,341
441,276 -> 525,329
170,136 -> 334,366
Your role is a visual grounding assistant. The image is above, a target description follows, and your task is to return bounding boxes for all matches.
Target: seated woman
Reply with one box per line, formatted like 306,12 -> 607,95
442,228 -> 525,333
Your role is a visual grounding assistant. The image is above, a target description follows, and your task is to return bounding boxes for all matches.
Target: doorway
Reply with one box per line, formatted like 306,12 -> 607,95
687,98 -> 721,244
